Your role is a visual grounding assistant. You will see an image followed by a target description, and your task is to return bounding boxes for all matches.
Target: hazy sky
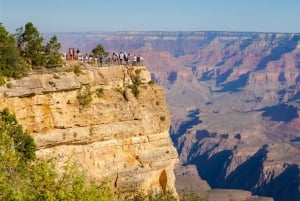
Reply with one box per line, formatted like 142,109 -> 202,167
1,0 -> 300,33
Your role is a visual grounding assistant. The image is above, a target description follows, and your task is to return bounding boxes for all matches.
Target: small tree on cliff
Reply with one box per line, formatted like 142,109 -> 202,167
0,23 -> 27,78
15,22 -> 46,68
0,107 -> 36,199
0,108 -> 36,161
45,35 -> 63,67
92,44 -> 108,57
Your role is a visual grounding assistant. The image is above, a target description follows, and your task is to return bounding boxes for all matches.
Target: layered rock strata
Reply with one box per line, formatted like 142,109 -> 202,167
0,65 -> 178,193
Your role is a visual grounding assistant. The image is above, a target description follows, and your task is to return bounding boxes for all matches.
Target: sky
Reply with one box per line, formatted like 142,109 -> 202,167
1,0 -> 300,34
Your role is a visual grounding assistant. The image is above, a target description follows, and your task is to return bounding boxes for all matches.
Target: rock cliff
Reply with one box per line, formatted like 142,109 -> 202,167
0,65 -> 178,194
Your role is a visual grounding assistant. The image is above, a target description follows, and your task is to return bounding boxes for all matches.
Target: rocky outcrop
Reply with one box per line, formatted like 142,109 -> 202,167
0,65 -> 178,194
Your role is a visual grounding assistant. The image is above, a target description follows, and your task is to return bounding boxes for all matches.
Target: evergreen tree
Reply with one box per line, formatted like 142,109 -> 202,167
15,26 -> 24,53
17,22 -> 46,68
45,35 -> 63,67
0,108 -> 36,161
92,44 -> 108,57
0,23 -> 25,78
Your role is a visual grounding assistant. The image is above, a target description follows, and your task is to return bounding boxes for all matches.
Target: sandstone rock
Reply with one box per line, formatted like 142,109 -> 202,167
0,65 -> 178,194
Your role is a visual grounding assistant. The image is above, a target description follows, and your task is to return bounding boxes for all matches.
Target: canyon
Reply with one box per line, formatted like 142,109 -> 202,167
43,31 -> 299,201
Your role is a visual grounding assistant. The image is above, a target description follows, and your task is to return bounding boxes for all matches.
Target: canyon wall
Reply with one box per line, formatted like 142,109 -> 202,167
45,31 -> 300,201
0,65 -> 178,194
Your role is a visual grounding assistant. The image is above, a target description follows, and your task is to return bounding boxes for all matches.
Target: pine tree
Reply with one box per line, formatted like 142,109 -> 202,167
45,35 -> 63,67
92,44 -> 108,57
18,22 -> 46,68
0,23 -> 25,78
0,108 -> 36,161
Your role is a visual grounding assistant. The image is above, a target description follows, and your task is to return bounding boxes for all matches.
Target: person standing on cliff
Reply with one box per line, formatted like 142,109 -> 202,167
119,51 -> 124,65
124,52 -> 128,65
133,54 -> 137,66
98,54 -> 103,67
137,55 -> 141,66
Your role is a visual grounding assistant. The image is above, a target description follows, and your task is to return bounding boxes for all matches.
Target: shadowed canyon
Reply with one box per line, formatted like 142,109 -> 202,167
45,31 -> 300,201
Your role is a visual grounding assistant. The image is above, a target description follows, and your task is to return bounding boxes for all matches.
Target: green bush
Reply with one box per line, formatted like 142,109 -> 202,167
124,191 -> 177,201
77,84 -> 93,106
73,65 -> 81,76
129,84 -> 139,98
96,88 -> 104,98
0,75 -> 5,86
126,68 -> 146,98
6,82 -> 12,88
67,66 -> 74,73
67,65 -> 81,76
0,108 -> 36,161
133,69 -> 142,85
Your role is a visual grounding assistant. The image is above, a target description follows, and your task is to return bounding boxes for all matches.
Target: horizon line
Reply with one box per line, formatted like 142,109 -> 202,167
42,30 -> 300,35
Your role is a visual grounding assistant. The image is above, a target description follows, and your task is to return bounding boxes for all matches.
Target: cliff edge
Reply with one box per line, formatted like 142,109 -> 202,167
0,64 -> 178,194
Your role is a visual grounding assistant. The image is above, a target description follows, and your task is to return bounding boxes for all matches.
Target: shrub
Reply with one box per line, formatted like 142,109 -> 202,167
6,82 -> 12,88
77,85 -> 93,106
73,65 -> 81,76
96,88 -> 104,98
127,68 -> 146,98
0,75 -> 5,86
0,107 -> 36,161
133,69 -> 142,85
67,65 -> 81,76
134,68 -> 143,75
66,66 -> 73,72
160,116 -> 166,122
124,191 -> 177,201
129,84 -> 139,98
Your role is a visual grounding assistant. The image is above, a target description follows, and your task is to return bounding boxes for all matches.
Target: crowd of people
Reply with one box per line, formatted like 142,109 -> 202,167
63,48 -> 144,67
